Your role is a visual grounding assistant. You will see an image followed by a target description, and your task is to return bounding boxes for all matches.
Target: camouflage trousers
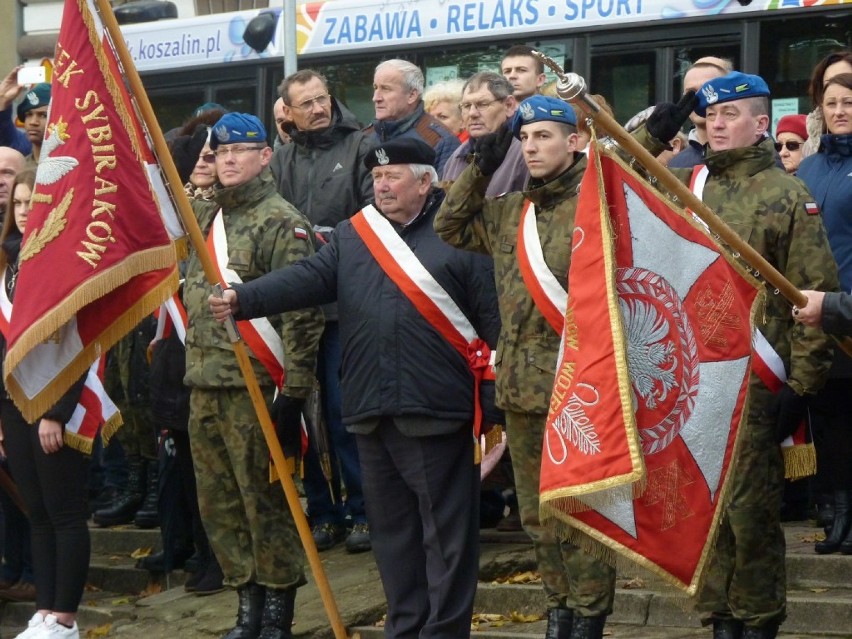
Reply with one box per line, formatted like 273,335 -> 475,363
505,410 -> 615,616
696,386 -> 786,628
189,387 -> 305,589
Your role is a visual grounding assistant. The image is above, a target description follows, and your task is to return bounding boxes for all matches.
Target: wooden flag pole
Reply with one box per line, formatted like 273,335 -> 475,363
94,2 -> 349,637
536,56 -> 852,358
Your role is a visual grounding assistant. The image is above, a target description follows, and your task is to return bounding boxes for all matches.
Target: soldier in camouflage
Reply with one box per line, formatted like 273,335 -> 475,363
640,72 -> 838,639
183,112 -> 323,639
435,95 -> 616,639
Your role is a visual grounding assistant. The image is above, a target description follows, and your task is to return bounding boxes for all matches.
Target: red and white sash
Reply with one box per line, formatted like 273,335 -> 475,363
207,210 -> 286,390
517,200 -> 568,334
153,291 -> 188,345
350,205 -> 495,435
0,268 -> 119,444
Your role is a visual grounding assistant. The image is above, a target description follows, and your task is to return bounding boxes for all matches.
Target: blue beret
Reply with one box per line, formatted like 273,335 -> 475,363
16,83 -> 51,121
210,113 -> 267,149
511,96 -> 577,139
364,138 -> 436,169
695,71 -> 770,117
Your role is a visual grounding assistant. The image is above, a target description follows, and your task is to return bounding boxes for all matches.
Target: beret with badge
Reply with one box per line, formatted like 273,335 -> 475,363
16,82 -> 51,121
510,95 -> 577,139
209,112 -> 267,149
694,71 -> 770,117
364,138 -> 436,170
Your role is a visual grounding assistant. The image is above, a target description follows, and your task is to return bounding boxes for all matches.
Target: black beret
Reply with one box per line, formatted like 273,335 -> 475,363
365,138 -> 436,170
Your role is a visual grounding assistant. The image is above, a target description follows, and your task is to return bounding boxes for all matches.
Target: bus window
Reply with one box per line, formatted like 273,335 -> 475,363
319,60 -> 378,128
213,85 -> 257,119
760,15 -> 852,109
671,45 -> 739,101
591,51 -> 655,126
150,87 -> 206,134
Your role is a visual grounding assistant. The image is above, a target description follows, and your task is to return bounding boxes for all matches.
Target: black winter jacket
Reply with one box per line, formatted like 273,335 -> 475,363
233,190 -> 501,427
269,99 -> 374,229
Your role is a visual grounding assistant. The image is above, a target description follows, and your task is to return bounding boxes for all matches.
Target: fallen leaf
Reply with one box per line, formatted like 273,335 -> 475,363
130,547 -> 153,560
111,597 -> 131,605
510,611 -> 543,623
621,576 -> 646,589
493,570 -> 541,584
140,582 -> 163,596
85,623 -> 111,638
810,587 -> 829,593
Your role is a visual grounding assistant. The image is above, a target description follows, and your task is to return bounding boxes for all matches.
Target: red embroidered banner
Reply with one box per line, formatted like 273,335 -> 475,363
3,0 -> 178,422
540,145 -> 760,594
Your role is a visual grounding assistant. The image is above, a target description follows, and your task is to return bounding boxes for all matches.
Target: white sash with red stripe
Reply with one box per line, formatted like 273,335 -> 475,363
1,268 -> 119,443
517,200 -> 567,334
154,291 -> 188,345
687,165 -> 711,232
207,210 -> 286,389
350,205 -> 494,434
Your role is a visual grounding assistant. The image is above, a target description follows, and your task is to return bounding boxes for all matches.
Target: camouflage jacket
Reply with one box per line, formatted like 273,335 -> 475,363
435,156 -> 586,413
183,169 -> 323,398
638,131 -> 838,395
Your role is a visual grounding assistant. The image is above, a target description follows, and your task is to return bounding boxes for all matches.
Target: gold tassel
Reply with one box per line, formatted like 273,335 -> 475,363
783,443 -> 817,480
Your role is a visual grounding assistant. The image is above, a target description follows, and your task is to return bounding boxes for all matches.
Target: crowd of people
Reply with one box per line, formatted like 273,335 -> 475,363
0,41 -> 849,639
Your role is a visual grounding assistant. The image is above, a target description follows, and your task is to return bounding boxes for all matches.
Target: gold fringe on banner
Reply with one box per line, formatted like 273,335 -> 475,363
6,264 -> 178,422
783,443 -> 816,481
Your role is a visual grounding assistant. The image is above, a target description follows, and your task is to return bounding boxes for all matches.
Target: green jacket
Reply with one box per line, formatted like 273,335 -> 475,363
183,168 -> 323,398
435,156 -> 586,413
638,131 -> 838,395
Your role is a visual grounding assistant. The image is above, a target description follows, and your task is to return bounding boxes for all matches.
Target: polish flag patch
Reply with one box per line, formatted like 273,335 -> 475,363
804,202 -> 820,215
294,227 -> 309,240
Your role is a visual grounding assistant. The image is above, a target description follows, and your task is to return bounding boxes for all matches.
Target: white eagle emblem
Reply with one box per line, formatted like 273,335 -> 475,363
375,148 -> 389,165
35,119 -> 78,186
701,84 -> 718,106
27,91 -> 40,106
214,124 -> 230,143
620,297 -> 677,410
520,101 -> 535,121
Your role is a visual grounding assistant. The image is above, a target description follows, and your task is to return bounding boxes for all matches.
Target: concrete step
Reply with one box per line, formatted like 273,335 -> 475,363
88,524 -> 162,556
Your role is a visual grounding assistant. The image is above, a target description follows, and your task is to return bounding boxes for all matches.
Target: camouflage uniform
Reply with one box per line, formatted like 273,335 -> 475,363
435,159 -> 616,616
638,131 -> 838,628
184,168 -> 324,589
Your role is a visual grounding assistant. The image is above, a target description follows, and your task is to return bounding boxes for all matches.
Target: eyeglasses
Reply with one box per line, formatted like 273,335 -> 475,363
774,141 -> 802,152
290,93 -> 331,113
459,98 -> 502,113
213,144 -> 266,158
200,152 -> 216,163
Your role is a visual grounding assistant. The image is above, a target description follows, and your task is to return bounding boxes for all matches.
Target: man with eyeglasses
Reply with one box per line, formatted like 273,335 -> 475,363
436,96 -> 617,639
640,72 -> 838,639
270,69 -> 375,555
183,112 -> 324,639
442,72 -> 528,196
369,59 -> 460,173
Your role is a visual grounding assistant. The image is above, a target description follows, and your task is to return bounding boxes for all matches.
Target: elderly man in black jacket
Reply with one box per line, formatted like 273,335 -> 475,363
210,138 -> 500,639
269,69 -> 375,554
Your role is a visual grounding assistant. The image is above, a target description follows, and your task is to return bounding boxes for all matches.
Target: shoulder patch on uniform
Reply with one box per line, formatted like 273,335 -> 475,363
804,202 -> 820,216
294,227 -> 309,240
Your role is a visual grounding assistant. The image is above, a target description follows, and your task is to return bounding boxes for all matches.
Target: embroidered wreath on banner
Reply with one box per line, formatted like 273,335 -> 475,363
617,267 -> 699,455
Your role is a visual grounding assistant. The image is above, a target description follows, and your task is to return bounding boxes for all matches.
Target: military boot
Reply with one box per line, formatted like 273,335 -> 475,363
134,458 -> 160,529
258,587 -> 295,639
544,607 -> 573,638
569,613 -> 606,639
93,455 -> 146,527
222,583 -> 265,639
713,619 -> 743,639
815,490 -> 851,554
741,622 -> 778,639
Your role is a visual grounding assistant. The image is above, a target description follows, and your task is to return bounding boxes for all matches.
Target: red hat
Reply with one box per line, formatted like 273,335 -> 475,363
775,114 -> 807,140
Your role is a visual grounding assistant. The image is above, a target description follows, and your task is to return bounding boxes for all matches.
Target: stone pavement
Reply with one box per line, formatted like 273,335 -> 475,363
1,522 -> 850,638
